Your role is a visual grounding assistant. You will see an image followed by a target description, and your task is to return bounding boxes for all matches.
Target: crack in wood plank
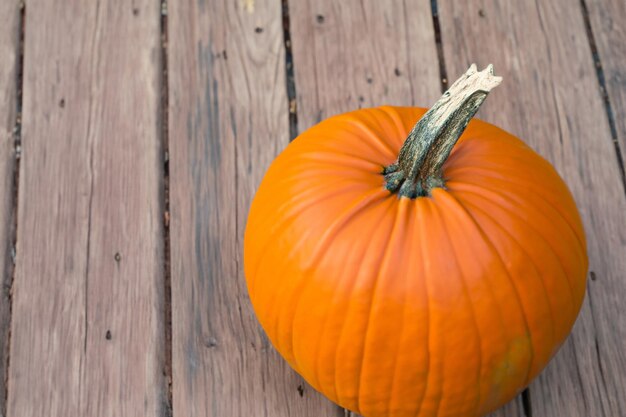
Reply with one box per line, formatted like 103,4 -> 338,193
430,0 -> 449,92
0,2 -> 23,416
160,0 -> 174,416
579,0 -> 626,196
282,0 -> 298,141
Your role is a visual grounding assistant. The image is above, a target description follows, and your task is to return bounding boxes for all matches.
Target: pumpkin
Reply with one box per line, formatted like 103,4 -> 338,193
244,64 -> 587,417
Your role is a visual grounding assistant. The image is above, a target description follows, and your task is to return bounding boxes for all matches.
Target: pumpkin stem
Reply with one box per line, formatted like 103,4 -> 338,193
384,64 -> 502,198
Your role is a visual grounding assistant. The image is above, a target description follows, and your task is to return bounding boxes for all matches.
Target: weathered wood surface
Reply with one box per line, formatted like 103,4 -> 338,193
0,1 -> 19,415
0,0 -> 624,416
167,0 -> 340,415
290,0 -> 441,129
7,1 -> 166,416
347,399 -> 525,417
587,0 -> 626,175
438,1 -> 626,416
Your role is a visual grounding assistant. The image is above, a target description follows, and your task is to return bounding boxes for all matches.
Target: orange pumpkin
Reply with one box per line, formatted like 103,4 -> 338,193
244,65 -> 587,417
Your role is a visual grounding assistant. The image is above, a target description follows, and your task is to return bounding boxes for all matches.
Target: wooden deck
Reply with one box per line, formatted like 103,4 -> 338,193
0,0 -> 624,415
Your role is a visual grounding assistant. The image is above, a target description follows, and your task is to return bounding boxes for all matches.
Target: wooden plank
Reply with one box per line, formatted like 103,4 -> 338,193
438,1 -> 626,416
167,0 -> 340,415
586,0 -> 626,179
0,1 -> 19,415
291,0 -> 442,131
7,1 -> 165,416
345,397 -> 522,417
346,399 -> 525,417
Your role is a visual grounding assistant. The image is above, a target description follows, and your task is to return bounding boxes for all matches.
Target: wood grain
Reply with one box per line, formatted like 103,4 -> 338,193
7,1 -> 165,416
167,0 -> 341,415
0,1 -> 19,415
586,0 -> 626,180
438,0 -> 626,416
345,400 -> 525,417
290,0 -> 442,131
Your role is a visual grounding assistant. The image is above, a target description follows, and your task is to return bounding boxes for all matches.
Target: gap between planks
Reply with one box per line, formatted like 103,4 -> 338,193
282,0 -> 298,141
430,0 -> 449,92
521,388 -> 532,417
160,0 -> 174,416
578,0 -> 626,196
2,2 -> 25,417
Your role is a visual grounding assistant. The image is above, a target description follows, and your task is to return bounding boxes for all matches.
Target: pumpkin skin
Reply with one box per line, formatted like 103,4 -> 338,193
244,106 -> 587,417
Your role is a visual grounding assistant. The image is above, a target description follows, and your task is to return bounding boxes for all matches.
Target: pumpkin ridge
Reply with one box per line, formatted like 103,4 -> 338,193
447,168 -> 586,262
259,224 -> 315,360
450,185 -> 583,365
276,174 -> 379,205
322,201 -> 392,407
449,166 -> 586,247
311,199 -> 398,400
295,133 -> 392,166
313,234 -> 365,403
450,180 -> 583,306
306,189 -> 390,269
357,200 -> 414,415
294,152 -> 384,172
309,241 -> 355,402
286,190 -> 390,390
448,184 -> 578,335
354,201 -> 402,415
442,154 -> 586,250
457,195 -> 556,388
341,115 -> 398,162
332,199 -> 398,411
445,165 -> 586,255
441,191 -> 536,399
430,197 -> 483,417
387,200 -> 418,415
380,105 -> 419,151
369,106 -> 414,155
250,184 -> 348,299
413,200 -> 434,417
